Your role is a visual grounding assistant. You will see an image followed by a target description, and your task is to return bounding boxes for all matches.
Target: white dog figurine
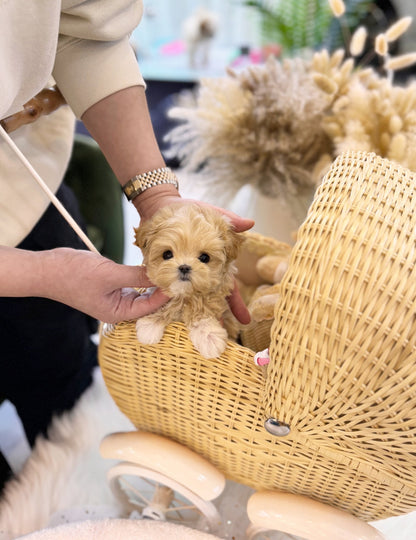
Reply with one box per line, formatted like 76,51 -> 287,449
134,204 -> 243,359
182,7 -> 219,69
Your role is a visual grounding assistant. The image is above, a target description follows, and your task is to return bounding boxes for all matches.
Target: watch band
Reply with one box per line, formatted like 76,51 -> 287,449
122,167 -> 179,201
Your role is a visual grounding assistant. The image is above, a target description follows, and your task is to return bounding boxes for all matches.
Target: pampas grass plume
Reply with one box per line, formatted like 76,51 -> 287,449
165,5 -> 416,204
340,57 -> 354,78
350,26 -> 367,56
385,16 -> 413,42
313,73 -> 338,94
389,132 -> 407,161
380,132 -> 391,152
389,114 -> 403,134
330,49 -> 345,68
328,0 -> 346,17
375,33 -> 388,56
386,52 -> 416,71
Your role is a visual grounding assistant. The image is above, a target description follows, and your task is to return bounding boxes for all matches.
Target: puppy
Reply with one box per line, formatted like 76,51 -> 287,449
134,204 -> 243,359
182,7 -> 219,68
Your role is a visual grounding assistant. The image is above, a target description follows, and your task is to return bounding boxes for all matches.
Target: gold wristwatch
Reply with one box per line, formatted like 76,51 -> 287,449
122,167 -> 179,201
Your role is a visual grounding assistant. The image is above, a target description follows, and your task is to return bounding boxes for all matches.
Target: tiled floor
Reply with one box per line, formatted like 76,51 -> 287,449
1,173 -> 416,539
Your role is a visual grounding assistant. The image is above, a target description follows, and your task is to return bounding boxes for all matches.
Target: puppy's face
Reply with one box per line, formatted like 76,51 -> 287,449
135,205 -> 242,298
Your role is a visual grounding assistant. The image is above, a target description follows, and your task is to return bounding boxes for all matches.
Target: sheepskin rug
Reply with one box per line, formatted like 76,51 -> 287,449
16,519 -> 223,540
0,369 -> 133,538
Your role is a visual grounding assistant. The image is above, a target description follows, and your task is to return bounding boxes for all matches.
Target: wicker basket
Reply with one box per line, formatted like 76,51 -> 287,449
99,151 -> 416,522
236,230 -> 291,351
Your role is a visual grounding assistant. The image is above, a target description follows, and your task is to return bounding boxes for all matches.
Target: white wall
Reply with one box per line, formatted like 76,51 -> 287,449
134,0 -> 261,53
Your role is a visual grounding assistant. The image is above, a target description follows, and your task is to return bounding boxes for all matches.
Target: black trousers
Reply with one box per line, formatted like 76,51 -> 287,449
0,184 -> 97,456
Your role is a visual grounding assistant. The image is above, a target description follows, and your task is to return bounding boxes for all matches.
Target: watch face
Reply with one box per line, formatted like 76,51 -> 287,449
123,179 -> 140,199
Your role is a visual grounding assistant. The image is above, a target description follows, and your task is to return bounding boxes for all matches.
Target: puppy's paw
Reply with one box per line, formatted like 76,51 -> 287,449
135,316 -> 165,345
189,319 -> 228,359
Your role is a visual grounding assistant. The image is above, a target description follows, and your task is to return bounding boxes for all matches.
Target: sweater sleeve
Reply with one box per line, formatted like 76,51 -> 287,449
52,0 -> 145,119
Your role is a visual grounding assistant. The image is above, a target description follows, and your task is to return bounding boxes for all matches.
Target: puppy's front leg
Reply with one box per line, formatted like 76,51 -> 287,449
222,309 -> 239,341
136,313 -> 166,345
189,317 -> 228,359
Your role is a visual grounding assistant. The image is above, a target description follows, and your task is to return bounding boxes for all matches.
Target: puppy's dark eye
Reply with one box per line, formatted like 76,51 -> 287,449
162,250 -> 173,260
198,253 -> 210,264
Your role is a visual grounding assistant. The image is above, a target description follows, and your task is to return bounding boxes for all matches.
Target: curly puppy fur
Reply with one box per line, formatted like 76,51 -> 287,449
134,204 -> 243,358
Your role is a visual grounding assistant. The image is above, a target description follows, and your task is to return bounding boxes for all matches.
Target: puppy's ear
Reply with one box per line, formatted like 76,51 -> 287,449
134,221 -> 152,250
221,218 -> 244,262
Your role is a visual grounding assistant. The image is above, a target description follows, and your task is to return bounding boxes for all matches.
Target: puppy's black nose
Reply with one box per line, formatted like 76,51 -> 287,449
178,264 -> 191,276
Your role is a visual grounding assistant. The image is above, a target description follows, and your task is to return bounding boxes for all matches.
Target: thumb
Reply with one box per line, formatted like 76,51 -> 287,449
110,263 -> 154,289
130,287 -> 169,319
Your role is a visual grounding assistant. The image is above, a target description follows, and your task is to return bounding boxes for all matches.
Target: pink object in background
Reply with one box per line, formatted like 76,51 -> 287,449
261,43 -> 281,60
249,49 -> 263,64
160,40 -> 186,56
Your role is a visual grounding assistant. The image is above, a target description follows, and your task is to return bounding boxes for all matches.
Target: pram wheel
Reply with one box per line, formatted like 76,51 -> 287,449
246,491 -> 385,540
100,431 -> 225,533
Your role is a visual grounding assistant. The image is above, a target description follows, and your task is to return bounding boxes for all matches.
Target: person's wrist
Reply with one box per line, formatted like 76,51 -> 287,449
132,184 -> 181,221
35,247 -> 83,301
30,248 -> 63,299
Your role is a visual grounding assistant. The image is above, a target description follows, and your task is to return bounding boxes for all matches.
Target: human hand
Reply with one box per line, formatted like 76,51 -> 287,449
227,280 -> 251,325
40,248 -> 169,324
132,184 -> 255,233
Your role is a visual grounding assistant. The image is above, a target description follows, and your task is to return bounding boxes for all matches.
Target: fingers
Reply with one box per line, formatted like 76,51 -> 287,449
109,287 -> 169,323
208,204 -> 255,232
227,281 -> 251,325
135,195 -> 255,232
182,199 -> 254,232
129,287 -> 169,319
221,210 -> 255,233
116,264 -> 170,319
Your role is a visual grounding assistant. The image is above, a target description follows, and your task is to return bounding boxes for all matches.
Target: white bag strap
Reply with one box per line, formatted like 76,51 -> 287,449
0,124 -> 99,254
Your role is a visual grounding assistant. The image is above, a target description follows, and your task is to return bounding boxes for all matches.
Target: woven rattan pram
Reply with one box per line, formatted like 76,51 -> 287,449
99,151 -> 416,535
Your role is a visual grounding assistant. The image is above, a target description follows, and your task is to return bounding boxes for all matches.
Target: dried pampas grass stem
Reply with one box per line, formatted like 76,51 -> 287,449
167,56 -> 332,205
385,52 -> 416,71
375,33 -> 388,56
328,0 -> 346,18
349,26 -> 367,57
385,16 -> 413,42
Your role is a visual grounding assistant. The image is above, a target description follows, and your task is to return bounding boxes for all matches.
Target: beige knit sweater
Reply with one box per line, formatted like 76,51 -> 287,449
0,0 -> 145,247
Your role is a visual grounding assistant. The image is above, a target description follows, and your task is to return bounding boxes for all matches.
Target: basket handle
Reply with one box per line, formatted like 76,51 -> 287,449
0,86 -> 66,134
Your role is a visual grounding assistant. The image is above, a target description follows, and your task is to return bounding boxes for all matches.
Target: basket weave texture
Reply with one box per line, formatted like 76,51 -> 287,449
237,230 -> 291,351
99,151 -> 416,522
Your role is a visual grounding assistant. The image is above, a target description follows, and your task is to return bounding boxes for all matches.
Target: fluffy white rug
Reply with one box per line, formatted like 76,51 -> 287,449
0,369 -> 133,538
17,519 -> 222,540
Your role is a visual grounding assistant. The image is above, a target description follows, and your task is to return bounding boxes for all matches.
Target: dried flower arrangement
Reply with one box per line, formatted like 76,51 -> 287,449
166,1 -> 416,208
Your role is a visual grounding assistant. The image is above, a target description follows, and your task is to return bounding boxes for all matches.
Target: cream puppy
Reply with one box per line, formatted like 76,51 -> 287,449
134,204 -> 243,358
182,7 -> 219,68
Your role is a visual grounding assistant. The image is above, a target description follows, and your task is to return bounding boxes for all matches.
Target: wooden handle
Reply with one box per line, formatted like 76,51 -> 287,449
0,86 -> 67,133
